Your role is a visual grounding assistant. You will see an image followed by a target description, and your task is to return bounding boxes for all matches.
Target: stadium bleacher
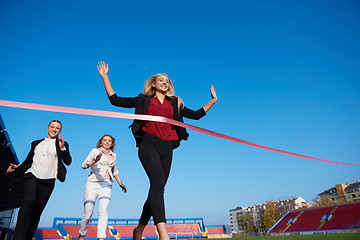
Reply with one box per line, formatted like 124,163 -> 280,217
205,225 -> 225,235
285,206 -> 334,232
110,225 -> 135,238
167,223 -> 203,238
269,202 -> 360,234
269,211 -> 301,233
320,203 -> 360,230
62,224 -> 115,239
35,217 -> 207,239
36,229 -> 63,239
205,225 -> 230,238
112,224 -> 157,239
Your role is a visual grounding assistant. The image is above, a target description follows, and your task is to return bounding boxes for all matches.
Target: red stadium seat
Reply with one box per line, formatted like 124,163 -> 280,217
205,226 -> 226,234
62,224 -> 114,238
269,202 -> 360,233
112,224 -> 157,238
37,229 -> 62,239
320,202 -> 360,230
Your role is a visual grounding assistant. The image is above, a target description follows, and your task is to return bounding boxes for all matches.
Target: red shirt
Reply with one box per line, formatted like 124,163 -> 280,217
142,97 -> 179,141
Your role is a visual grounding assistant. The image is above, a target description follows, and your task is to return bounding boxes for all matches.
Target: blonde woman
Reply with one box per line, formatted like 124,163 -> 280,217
79,134 -> 127,240
97,61 -> 217,240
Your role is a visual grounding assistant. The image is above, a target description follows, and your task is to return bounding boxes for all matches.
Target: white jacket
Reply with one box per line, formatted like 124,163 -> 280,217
82,148 -> 119,183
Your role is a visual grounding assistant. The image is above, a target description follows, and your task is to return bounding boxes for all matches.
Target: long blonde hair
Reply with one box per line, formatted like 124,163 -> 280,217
144,73 -> 184,111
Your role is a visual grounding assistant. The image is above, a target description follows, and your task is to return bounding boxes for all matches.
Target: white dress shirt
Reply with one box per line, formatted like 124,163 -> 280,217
25,138 -> 58,179
82,148 -> 119,183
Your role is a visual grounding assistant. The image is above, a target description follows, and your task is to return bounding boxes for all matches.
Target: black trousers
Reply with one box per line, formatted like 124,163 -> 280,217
138,133 -> 173,225
13,173 -> 55,240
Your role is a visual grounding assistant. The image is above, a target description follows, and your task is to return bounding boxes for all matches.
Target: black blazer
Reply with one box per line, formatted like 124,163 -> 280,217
11,138 -> 72,182
109,93 -> 206,149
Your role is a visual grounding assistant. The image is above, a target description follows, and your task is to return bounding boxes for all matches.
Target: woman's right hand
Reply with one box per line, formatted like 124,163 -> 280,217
7,163 -> 18,173
97,61 -> 109,78
85,161 -> 93,168
94,152 -> 103,162
97,61 -> 116,97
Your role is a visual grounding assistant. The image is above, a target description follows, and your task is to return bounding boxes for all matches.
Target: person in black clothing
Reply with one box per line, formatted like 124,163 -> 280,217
97,61 -> 217,240
7,120 -> 72,240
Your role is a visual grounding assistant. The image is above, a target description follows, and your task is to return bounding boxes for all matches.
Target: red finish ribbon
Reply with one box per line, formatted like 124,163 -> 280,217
0,99 -> 359,167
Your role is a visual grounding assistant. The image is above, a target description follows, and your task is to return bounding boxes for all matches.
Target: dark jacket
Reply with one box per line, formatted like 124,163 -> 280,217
11,138 -> 72,182
109,93 -> 206,149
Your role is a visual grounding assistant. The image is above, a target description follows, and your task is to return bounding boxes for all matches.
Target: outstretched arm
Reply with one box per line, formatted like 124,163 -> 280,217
202,85 -> 217,113
97,61 -> 115,97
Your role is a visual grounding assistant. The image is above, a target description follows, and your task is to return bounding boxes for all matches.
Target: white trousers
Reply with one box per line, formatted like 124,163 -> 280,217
79,180 -> 112,238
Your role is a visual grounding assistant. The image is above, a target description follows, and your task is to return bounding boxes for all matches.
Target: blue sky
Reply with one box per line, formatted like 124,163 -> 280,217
1,0 -> 360,228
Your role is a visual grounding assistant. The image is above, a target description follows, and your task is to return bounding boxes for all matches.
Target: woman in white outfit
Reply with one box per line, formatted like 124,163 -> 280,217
79,134 -> 127,240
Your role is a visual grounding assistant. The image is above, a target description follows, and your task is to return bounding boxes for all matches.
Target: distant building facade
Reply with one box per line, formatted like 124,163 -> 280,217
319,182 -> 360,204
229,207 -> 245,235
229,197 -> 310,235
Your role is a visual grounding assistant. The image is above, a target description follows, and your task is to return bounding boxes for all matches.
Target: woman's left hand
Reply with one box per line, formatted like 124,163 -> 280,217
120,183 -> 127,193
59,135 -> 65,150
203,85 -> 217,113
210,85 -> 217,102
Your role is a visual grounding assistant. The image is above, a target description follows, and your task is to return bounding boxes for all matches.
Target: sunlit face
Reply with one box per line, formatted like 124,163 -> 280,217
47,122 -> 62,139
152,74 -> 170,94
100,136 -> 113,150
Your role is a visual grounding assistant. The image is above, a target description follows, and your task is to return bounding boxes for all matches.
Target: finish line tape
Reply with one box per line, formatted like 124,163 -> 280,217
0,99 -> 358,167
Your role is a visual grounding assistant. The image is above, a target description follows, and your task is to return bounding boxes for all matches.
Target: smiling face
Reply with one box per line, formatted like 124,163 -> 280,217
100,135 -> 113,150
152,74 -> 170,94
47,121 -> 62,139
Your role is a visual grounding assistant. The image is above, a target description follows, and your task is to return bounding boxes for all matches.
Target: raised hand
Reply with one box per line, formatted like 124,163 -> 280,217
210,85 -> 217,101
203,85 -> 217,113
97,61 -> 115,97
59,135 -> 65,150
97,61 -> 109,78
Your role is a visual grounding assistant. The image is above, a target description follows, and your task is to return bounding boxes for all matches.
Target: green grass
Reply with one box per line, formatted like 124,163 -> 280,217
210,233 -> 360,240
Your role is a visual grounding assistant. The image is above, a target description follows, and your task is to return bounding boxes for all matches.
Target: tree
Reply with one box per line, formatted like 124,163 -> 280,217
312,196 -> 332,207
278,200 -> 294,217
237,211 -> 257,233
237,212 -> 248,233
245,212 -> 256,233
263,200 -> 281,231
257,207 -> 266,233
